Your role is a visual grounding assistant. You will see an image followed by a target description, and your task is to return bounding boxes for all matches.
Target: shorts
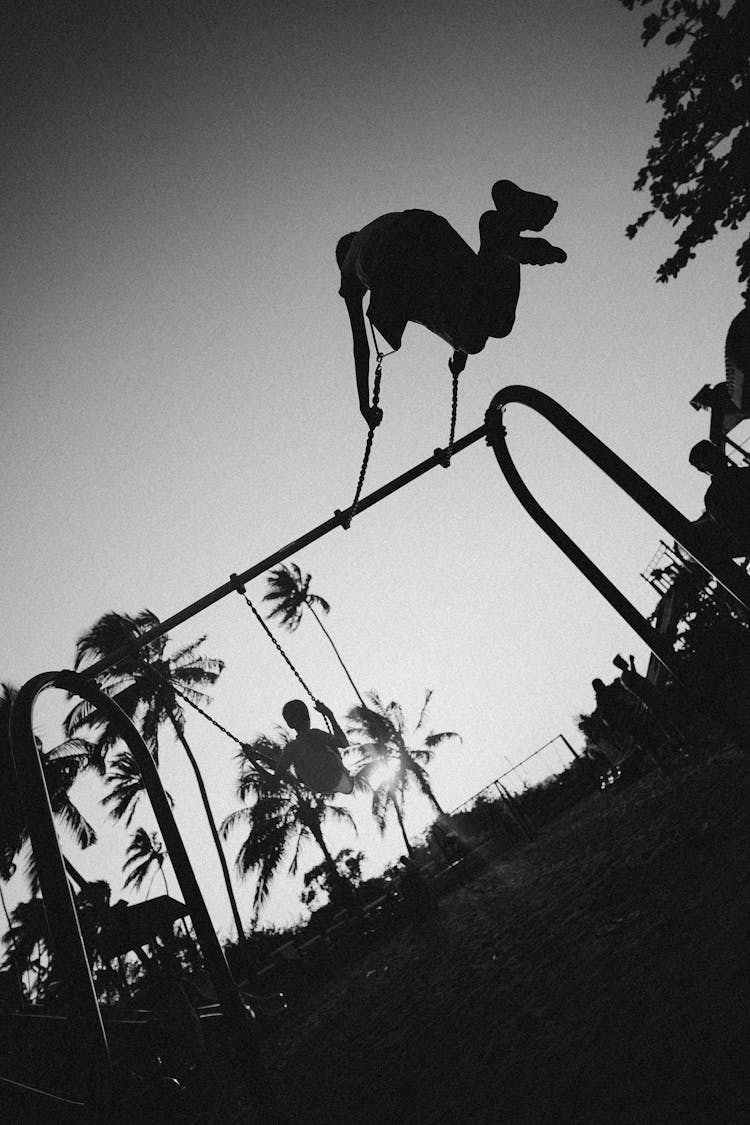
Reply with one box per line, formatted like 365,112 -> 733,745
363,210 -> 487,353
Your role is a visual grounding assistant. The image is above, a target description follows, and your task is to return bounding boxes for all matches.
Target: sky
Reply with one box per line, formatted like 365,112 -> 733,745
2,0 -> 746,936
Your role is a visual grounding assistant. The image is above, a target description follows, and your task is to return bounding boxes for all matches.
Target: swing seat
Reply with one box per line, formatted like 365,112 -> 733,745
295,756 -> 353,796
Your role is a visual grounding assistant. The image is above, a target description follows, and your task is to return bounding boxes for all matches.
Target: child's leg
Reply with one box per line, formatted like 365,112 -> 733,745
476,238 -> 521,339
367,291 -> 407,351
335,771 -> 355,795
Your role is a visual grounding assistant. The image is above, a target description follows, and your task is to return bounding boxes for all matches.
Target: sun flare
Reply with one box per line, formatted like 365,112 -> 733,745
368,760 -> 399,790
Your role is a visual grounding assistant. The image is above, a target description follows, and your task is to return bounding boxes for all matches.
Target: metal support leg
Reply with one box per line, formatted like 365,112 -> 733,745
484,385 -> 750,679
10,670 -> 283,1120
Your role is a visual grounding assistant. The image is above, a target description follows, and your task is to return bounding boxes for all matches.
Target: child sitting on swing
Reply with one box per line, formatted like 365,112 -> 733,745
336,179 -> 567,427
274,699 -> 355,795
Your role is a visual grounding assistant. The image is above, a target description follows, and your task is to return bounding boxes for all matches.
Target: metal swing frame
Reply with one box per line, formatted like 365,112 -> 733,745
6,671 -> 278,1120
8,382 -> 750,1117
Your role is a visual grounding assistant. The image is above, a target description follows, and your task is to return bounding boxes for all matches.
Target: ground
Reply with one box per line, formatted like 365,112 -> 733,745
259,746 -> 750,1124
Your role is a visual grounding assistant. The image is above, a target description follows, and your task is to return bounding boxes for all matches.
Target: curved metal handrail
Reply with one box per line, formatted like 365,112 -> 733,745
8,669 -> 277,1118
484,385 -> 750,679
9,672 -> 111,1110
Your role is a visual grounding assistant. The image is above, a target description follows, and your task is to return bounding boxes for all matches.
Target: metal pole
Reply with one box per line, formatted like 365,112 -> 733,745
487,385 -> 750,612
10,670 -> 283,1121
557,733 -> 581,760
724,432 -> 750,467
485,385 -> 750,680
79,425 -> 488,681
9,673 -> 112,1110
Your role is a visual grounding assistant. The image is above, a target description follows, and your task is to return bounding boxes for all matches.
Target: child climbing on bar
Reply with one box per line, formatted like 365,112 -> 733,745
337,179 -> 567,427
274,699 -> 355,795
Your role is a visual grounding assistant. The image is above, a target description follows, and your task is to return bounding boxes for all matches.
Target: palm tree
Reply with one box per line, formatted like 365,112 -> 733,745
65,610 -> 250,955
0,874 -> 25,1004
263,563 -> 366,706
301,847 -> 365,910
347,690 -> 460,857
100,749 -> 175,828
65,611 -> 224,768
220,732 -> 357,922
123,828 -> 170,898
2,897 -> 50,1001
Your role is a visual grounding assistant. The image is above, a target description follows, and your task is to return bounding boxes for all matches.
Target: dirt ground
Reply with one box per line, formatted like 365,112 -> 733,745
259,747 -> 750,1124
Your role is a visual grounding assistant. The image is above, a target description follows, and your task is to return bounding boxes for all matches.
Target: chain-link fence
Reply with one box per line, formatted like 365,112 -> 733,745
448,734 -> 579,816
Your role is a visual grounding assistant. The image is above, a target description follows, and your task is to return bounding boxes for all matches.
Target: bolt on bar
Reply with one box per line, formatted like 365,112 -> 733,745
80,426 -> 488,681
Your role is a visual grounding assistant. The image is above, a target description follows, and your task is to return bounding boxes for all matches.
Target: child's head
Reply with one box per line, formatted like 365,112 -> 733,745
336,232 -> 358,269
689,439 -> 724,476
282,699 -> 310,732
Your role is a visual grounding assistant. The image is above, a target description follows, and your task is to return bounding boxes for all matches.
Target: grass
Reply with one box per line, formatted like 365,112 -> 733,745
255,745 -> 750,1123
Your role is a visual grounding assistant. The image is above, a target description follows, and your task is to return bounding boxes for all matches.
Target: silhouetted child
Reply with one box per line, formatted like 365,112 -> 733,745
689,439 -> 750,549
337,179 -> 567,426
275,700 -> 354,795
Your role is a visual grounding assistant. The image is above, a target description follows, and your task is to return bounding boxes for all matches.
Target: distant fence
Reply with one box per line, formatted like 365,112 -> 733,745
447,733 -> 580,819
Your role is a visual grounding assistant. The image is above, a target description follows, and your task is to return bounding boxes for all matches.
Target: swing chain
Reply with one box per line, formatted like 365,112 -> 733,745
229,573 -> 320,706
336,365 -> 383,530
434,368 -> 460,468
171,679 -> 245,749
448,366 -> 459,458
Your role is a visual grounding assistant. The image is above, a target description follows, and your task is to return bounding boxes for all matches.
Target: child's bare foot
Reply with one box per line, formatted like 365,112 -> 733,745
508,236 -> 567,265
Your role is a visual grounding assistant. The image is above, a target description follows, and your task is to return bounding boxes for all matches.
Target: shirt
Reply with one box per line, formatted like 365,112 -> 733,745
338,213 -> 403,299
282,728 -> 346,793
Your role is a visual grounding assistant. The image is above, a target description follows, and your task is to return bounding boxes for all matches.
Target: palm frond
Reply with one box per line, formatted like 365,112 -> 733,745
288,824 -> 312,877
167,633 -> 207,659
50,795 -> 97,849
424,730 -> 460,748
64,695 -> 107,736
123,855 -> 153,891
326,805 -> 357,833
24,846 -> 41,897
219,807 -> 253,840
308,593 -> 330,615
123,828 -> 164,892
73,610 -> 160,673
262,563 -> 312,631
101,750 -> 146,826
387,700 -> 406,735
414,689 -> 434,731
44,738 -> 98,763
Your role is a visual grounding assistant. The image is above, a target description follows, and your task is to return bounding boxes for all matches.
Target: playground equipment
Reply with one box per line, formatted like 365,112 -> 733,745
344,338 -> 462,526
5,671 -> 281,1122
8,384 -> 750,1120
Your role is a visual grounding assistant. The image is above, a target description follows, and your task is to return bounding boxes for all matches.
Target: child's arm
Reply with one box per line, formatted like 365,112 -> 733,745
315,702 -> 348,749
274,740 -> 296,781
344,295 -> 382,428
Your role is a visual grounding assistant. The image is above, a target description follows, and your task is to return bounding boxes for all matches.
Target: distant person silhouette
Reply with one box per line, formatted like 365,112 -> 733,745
612,654 -> 660,709
613,653 -> 687,761
688,439 -> 750,548
337,179 -> 567,427
275,700 -> 354,795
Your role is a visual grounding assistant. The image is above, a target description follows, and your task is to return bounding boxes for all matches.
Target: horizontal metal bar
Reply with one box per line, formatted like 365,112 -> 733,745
79,424 -> 487,680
